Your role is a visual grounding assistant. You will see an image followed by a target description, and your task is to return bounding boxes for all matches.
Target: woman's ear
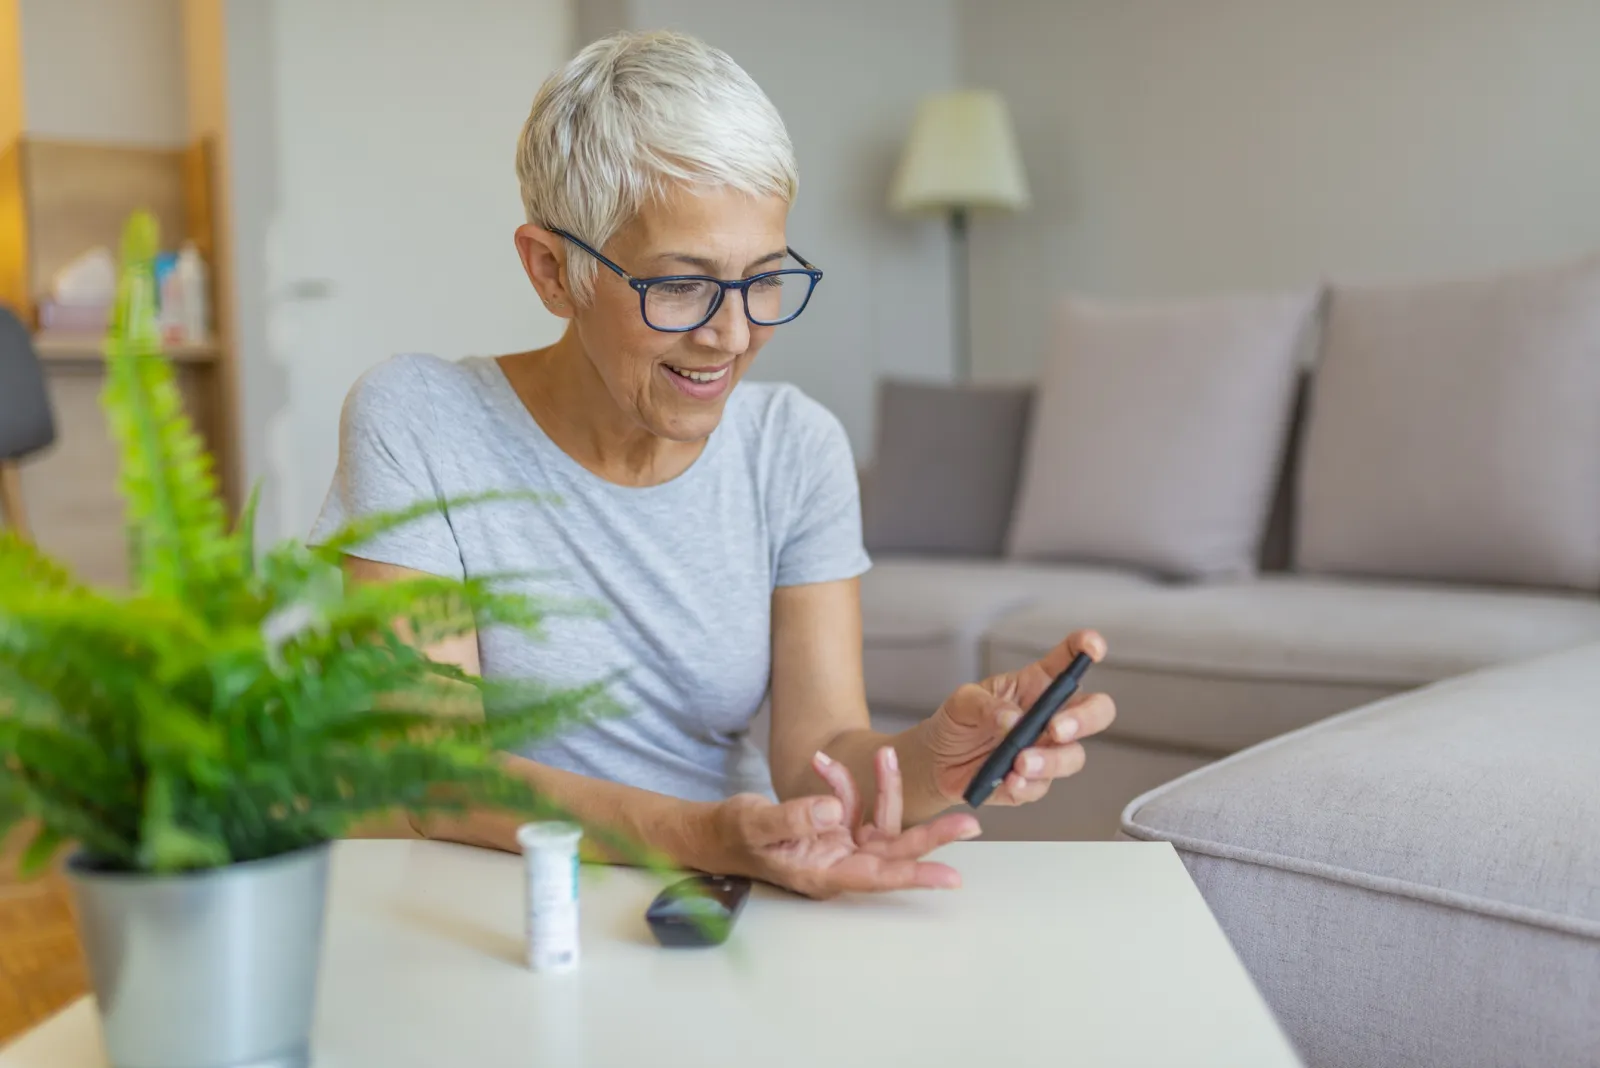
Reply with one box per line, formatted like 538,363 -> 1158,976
514,224 -> 574,319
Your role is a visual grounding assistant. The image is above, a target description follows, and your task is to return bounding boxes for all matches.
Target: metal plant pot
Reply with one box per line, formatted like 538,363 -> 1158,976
67,842 -> 330,1068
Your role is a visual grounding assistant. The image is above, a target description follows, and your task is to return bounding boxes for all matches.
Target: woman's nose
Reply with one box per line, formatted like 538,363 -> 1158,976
695,288 -> 750,353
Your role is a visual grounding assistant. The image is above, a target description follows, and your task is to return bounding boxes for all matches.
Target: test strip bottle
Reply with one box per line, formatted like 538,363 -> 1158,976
517,821 -> 583,972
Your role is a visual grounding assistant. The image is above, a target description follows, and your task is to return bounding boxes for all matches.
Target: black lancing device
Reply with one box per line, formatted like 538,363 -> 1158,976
963,652 -> 1094,808
645,874 -> 752,947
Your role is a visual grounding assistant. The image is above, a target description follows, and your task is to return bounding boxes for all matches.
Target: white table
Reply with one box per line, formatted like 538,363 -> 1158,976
3,840 -> 1303,1067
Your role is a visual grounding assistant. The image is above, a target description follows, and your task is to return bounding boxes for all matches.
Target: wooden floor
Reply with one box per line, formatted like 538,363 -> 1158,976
0,827 -> 87,1045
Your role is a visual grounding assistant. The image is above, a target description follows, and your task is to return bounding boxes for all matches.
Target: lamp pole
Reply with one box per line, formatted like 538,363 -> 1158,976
950,205 -> 970,382
890,91 -> 1027,381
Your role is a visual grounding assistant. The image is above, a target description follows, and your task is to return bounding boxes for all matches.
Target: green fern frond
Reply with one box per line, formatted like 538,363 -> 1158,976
4,775 -> 137,867
311,490 -> 556,561
233,480 -> 263,576
0,211 -> 628,878
0,532 -> 79,600
131,682 -> 223,766
0,594 -> 214,738
102,211 -> 231,608
0,589 -> 207,659
304,571 -> 599,654
0,713 -> 135,793
476,674 -> 628,750
18,823 -> 64,876
140,770 -> 230,872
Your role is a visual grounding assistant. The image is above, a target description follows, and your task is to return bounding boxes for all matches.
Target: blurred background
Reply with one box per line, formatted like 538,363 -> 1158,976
5,0 -> 1600,580
4,0 -> 1600,1039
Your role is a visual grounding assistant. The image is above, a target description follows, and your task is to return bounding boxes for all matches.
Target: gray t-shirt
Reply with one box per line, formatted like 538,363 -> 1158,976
310,353 -> 872,802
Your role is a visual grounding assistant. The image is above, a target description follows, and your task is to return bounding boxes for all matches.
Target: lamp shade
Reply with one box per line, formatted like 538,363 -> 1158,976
889,89 -> 1030,215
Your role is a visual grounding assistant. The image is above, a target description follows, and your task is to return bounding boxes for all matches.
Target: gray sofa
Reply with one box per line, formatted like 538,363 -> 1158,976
857,253 -> 1600,1064
1121,643 -> 1600,1068
862,557 -> 1600,841
860,253 -> 1600,841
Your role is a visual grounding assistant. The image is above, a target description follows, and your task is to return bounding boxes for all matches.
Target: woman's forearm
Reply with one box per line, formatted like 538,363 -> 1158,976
411,753 -> 723,871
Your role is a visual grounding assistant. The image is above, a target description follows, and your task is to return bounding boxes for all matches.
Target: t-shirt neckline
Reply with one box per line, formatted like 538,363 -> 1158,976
474,354 -> 729,497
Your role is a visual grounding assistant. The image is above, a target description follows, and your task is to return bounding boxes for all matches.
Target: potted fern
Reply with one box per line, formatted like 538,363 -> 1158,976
0,213 -> 613,1068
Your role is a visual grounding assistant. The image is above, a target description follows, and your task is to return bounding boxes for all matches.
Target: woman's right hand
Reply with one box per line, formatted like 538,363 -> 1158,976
705,746 -> 981,899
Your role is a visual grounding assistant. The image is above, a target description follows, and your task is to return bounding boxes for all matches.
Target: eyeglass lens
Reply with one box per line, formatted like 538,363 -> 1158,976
644,271 -> 813,329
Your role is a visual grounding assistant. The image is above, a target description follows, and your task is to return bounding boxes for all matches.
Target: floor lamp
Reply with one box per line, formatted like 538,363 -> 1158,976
889,90 -> 1030,382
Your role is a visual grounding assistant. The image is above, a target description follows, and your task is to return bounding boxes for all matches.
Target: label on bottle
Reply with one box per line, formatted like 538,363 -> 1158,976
524,848 -> 580,972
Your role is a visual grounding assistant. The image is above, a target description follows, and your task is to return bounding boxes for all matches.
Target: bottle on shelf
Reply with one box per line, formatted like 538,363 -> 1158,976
156,251 -> 180,344
175,242 -> 210,346
157,242 -> 211,347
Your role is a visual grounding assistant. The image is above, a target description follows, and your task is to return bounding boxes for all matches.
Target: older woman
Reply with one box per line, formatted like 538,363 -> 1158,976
314,29 -> 1114,899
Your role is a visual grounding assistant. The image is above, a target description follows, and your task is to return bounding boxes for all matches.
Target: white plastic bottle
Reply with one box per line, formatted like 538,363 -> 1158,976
517,821 -> 582,972
174,242 -> 210,345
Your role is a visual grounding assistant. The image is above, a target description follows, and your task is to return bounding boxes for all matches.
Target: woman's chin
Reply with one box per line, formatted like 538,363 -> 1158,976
645,400 -> 726,445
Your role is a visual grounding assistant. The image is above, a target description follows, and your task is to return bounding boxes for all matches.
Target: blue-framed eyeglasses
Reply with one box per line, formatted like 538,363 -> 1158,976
548,227 -> 823,333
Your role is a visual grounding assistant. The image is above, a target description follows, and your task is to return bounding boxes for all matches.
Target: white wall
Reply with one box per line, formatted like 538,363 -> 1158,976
219,0 -> 574,541
220,0 -> 960,533
18,0 -> 187,145
963,0 -> 1600,380
624,0 -> 961,456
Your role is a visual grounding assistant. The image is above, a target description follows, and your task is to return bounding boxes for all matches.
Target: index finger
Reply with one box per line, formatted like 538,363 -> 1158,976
812,750 -> 863,829
873,746 -> 903,837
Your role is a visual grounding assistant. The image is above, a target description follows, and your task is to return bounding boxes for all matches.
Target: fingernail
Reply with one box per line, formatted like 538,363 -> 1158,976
959,823 -> 982,840
884,747 -> 899,772
814,750 -> 834,766
999,709 -> 1021,732
1024,753 -> 1043,775
812,798 -> 842,827
1057,719 -> 1079,742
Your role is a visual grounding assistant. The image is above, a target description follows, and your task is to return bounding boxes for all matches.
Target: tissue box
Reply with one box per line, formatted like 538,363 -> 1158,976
36,300 -> 112,333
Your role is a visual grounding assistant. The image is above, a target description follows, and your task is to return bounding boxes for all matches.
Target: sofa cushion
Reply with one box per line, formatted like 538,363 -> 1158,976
983,574 -> 1600,752
1122,643 -> 1600,1068
861,556 -> 1153,713
862,379 -> 1033,557
1296,253 -> 1600,591
1007,289 -> 1317,580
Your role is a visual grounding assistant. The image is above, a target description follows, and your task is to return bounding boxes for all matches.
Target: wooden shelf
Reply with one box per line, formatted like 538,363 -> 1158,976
4,134 -> 239,588
32,330 -> 221,364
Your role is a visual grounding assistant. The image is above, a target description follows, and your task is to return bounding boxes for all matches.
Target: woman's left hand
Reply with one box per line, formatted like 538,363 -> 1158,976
919,629 -> 1116,807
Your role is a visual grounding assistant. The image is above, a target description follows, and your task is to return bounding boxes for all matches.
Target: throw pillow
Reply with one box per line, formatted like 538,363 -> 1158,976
862,379 -> 1033,557
1007,289 -> 1319,579
1295,253 -> 1600,591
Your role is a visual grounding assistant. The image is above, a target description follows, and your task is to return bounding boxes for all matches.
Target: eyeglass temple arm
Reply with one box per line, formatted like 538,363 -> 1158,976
787,247 -> 820,273
549,227 -> 639,283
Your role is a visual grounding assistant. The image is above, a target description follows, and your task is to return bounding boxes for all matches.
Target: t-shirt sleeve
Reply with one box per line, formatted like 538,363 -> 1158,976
773,391 -> 873,588
307,355 -> 466,579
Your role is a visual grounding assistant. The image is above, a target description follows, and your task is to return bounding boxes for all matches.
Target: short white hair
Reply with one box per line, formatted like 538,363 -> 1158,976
516,30 -> 799,303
